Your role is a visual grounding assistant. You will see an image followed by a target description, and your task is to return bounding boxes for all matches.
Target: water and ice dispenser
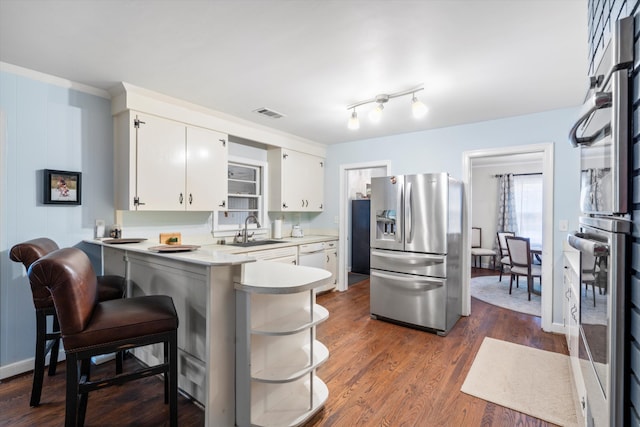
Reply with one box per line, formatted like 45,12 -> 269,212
375,209 -> 397,240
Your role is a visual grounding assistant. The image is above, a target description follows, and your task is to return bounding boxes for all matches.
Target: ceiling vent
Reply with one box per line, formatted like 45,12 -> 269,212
253,107 -> 285,119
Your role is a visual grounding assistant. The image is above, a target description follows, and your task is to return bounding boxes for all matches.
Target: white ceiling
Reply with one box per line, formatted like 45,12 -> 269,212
0,0 -> 588,145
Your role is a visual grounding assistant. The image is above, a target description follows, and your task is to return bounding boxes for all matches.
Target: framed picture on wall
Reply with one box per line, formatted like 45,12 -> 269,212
43,169 -> 82,205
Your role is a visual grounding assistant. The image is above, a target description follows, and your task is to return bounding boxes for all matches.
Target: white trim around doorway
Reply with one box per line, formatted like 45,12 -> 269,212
338,160 -> 391,292
462,143 -> 554,332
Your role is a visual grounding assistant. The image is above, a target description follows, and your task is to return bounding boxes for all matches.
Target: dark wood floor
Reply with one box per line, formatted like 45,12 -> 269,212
0,268 -> 567,426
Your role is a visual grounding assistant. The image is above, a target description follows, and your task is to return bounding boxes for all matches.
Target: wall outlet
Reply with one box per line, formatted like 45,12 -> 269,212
558,219 -> 568,232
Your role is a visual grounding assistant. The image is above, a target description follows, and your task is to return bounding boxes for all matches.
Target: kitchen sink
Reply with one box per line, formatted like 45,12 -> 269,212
228,240 -> 284,248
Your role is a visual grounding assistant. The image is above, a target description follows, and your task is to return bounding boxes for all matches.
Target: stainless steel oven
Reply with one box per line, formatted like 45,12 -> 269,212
567,15 -> 633,427
569,16 -> 633,216
568,217 -> 630,426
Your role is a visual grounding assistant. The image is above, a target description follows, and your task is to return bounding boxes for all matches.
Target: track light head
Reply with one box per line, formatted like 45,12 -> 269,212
411,94 -> 428,119
348,108 -> 360,130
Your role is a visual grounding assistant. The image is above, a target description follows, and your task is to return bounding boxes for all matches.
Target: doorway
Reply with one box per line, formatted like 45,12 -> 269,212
338,161 -> 390,292
463,143 -> 554,331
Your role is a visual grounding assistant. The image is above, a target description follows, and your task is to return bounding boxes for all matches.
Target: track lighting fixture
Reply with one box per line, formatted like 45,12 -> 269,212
347,86 -> 426,129
348,108 -> 359,130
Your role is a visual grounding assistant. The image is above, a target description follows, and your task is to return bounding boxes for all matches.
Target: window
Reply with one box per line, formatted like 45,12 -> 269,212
215,160 -> 266,233
513,174 -> 543,246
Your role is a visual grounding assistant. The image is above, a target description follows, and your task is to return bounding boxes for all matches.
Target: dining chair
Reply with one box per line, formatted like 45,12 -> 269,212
28,247 -> 179,427
582,252 -> 599,306
471,227 -> 497,269
9,238 -> 127,407
496,231 -> 515,281
505,236 -> 541,301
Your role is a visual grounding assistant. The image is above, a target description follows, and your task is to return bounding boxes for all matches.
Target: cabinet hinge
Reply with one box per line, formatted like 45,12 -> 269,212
134,118 -> 146,128
219,138 -> 226,147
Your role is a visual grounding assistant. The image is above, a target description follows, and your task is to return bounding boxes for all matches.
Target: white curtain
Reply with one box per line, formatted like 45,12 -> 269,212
513,174 -> 542,246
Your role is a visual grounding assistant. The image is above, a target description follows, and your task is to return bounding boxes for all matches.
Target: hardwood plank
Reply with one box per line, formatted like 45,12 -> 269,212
0,269 -> 567,426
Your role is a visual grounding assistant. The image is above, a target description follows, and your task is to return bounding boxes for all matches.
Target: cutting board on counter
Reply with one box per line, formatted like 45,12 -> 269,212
159,232 -> 182,245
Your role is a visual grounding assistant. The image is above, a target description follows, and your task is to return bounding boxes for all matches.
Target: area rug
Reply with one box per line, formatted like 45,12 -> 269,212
471,275 -> 541,316
471,275 -> 607,322
461,337 -> 578,427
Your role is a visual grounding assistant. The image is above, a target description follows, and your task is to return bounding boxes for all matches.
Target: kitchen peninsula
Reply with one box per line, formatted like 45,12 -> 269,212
88,237 -> 334,426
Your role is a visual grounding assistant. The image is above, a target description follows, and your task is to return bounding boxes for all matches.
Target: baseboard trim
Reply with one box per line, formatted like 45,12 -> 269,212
0,351 -> 66,381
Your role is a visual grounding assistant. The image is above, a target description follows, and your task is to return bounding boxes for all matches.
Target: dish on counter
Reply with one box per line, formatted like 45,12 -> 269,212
103,238 -> 148,244
147,244 -> 200,253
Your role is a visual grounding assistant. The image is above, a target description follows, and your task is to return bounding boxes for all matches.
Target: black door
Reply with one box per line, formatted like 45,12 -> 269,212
351,199 -> 370,274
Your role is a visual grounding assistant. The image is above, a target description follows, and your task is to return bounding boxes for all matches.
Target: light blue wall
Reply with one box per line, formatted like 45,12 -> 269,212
0,71 -> 114,367
316,107 -> 582,323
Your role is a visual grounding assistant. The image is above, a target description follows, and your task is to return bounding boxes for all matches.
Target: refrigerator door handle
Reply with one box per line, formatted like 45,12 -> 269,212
370,250 -> 443,262
396,180 -> 403,243
406,181 -> 413,244
371,270 -> 445,291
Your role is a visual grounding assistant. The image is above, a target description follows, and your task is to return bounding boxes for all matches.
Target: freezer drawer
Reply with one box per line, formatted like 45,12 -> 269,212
370,269 -> 446,331
370,249 -> 446,278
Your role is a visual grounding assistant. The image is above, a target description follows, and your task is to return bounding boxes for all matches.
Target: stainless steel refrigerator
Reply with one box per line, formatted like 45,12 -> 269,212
369,173 -> 462,336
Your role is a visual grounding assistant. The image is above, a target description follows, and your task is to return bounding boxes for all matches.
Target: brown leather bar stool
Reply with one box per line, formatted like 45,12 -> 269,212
9,238 -> 126,407
29,247 -> 178,427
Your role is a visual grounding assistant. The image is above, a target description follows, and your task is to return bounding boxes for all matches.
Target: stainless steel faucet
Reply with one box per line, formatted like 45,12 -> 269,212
243,215 -> 261,243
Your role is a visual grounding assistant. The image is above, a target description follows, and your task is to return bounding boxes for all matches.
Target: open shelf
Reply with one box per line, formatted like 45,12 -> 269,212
252,341 -> 329,383
251,304 -> 329,335
251,377 -> 328,427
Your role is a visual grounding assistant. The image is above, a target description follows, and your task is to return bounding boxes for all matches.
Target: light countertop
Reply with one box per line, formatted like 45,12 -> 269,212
85,234 -> 338,267
234,262 -> 331,294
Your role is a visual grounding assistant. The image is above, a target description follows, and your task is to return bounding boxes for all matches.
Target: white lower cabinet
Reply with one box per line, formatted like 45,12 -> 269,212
324,240 -> 338,287
238,246 -> 298,264
235,287 -> 329,427
564,250 -> 586,424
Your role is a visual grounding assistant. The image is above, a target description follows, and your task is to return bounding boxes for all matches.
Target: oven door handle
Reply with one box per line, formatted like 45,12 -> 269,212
567,232 -> 609,256
568,91 -> 612,148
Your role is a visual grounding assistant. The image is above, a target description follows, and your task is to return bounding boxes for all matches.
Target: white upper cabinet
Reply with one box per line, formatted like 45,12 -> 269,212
114,111 -> 228,211
185,126 -> 228,211
268,148 -> 324,212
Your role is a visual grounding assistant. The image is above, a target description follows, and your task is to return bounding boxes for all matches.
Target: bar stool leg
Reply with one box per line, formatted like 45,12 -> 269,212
78,358 -> 91,426
48,314 -> 61,376
31,310 -> 47,407
169,333 -> 178,427
65,354 -> 80,427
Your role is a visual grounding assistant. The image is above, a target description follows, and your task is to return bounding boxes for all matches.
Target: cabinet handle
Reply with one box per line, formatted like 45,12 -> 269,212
219,138 -> 226,147
133,196 -> 145,207
327,255 -> 329,263
219,200 -> 226,208
319,203 -> 323,209
283,203 -> 288,209
301,200 -> 305,207
179,193 -> 184,204
189,193 -> 193,205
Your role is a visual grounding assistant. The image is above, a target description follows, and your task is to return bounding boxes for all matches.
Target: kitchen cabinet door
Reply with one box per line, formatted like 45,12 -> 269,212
186,126 -> 228,211
136,113 -> 186,210
302,152 -> 324,211
324,246 -> 337,286
268,148 -> 324,212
